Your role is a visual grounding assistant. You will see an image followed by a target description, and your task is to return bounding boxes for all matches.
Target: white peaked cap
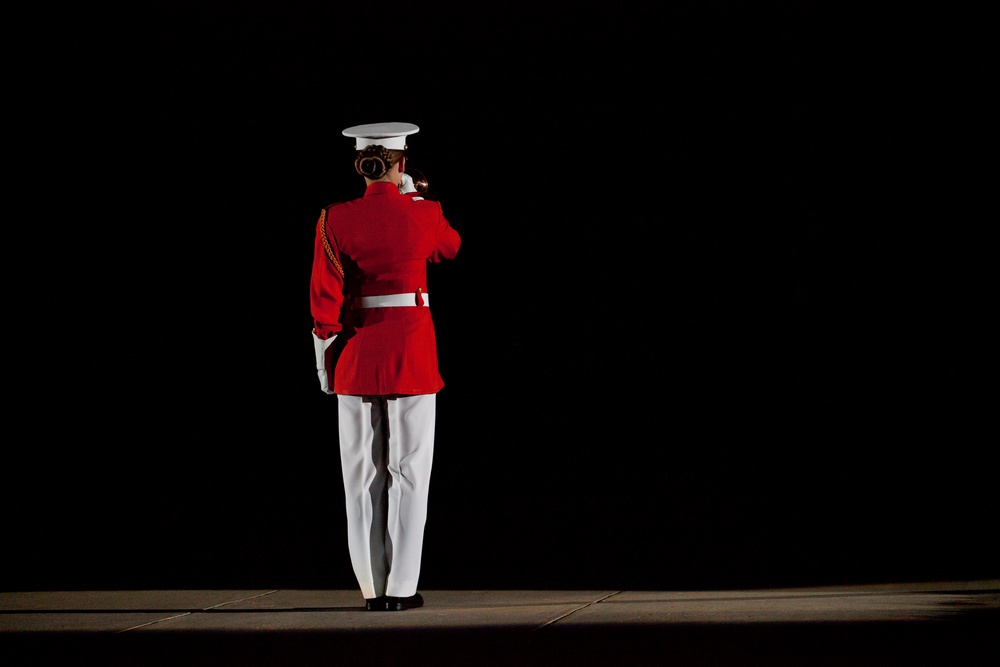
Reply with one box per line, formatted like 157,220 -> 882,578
342,122 -> 419,150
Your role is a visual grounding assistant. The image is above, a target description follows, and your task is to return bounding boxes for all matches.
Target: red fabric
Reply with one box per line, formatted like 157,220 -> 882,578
310,182 -> 461,396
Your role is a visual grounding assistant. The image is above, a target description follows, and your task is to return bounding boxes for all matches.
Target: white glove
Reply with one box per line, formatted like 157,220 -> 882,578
398,172 -> 417,194
313,332 -> 337,394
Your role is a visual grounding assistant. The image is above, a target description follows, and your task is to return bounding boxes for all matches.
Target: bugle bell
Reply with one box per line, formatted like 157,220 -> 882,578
406,167 -> 429,196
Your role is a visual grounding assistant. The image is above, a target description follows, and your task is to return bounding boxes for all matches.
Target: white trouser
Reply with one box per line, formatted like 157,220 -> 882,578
337,393 -> 436,599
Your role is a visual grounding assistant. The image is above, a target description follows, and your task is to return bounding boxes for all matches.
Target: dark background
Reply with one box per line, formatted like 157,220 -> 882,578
7,2 -> 994,592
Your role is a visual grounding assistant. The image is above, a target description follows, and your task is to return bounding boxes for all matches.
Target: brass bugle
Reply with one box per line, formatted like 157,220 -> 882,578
406,167 -> 429,195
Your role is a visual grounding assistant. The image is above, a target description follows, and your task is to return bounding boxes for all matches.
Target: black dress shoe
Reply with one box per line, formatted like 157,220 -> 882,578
365,596 -> 387,611
386,593 -> 423,611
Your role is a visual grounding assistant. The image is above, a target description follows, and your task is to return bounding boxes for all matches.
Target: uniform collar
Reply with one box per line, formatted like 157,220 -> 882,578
364,181 -> 399,196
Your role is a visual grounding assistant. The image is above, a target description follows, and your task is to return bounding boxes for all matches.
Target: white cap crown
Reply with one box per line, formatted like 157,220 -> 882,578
342,122 -> 419,150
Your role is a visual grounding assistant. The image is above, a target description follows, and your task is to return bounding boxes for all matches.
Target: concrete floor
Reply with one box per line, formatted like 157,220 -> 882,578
2,580 -> 997,666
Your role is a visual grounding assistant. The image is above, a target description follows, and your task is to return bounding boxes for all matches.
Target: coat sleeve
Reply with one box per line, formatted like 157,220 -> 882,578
309,207 -> 346,340
428,202 -> 461,263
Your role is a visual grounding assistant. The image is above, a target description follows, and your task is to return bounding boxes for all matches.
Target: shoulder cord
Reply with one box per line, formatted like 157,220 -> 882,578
319,208 -> 345,277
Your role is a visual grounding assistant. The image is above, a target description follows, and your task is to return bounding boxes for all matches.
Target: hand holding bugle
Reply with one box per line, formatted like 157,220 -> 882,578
399,168 -> 429,196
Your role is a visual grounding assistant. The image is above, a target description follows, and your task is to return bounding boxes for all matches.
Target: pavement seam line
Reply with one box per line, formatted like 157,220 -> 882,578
118,612 -> 192,633
206,590 -> 282,610
116,591 -> 282,633
536,592 -> 623,629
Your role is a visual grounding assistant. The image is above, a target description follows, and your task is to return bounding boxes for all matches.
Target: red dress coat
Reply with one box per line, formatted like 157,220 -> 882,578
310,181 -> 461,396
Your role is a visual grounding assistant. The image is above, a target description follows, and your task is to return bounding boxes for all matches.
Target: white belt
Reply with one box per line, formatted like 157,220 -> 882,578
353,291 -> 428,308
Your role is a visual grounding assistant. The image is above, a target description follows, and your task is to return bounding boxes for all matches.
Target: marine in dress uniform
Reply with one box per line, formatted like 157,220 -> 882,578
310,122 -> 461,611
